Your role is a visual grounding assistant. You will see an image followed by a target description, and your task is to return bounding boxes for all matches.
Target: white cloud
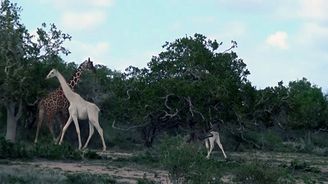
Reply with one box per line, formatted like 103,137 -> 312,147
274,0 -> 328,23
298,0 -> 328,22
61,11 -> 106,30
266,31 -> 289,49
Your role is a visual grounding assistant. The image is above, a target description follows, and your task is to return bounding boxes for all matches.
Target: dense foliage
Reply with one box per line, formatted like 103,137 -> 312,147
0,1 -> 327,183
0,0 -> 327,150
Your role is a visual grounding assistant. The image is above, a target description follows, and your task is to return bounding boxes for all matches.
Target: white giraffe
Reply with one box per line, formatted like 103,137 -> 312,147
205,131 -> 227,159
46,69 -> 107,151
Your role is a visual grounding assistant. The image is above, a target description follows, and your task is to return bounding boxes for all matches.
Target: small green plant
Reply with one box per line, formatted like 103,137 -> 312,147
65,172 -> 116,184
130,150 -> 159,166
137,178 -> 156,184
33,142 -> 82,160
83,149 -> 102,159
289,159 -> 320,173
246,130 -> 285,151
0,136 -> 98,160
0,166 -> 66,184
0,137 -> 31,159
234,161 -> 293,184
157,136 -> 226,183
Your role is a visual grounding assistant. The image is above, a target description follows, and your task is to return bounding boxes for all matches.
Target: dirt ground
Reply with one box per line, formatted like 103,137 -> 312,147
1,150 -> 327,184
229,151 -> 328,174
0,150 -> 171,184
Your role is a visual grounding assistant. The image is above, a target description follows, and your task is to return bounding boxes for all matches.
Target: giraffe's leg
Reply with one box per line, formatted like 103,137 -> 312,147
216,136 -> 227,159
83,122 -> 94,149
59,116 -> 72,145
88,109 -> 106,151
34,107 -> 45,144
47,116 -> 57,143
205,139 -> 209,154
206,137 -> 215,159
55,112 -> 67,144
71,115 -> 82,150
94,123 -> 106,151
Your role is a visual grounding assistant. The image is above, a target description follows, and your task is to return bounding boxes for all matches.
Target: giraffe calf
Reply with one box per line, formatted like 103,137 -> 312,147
204,131 -> 227,159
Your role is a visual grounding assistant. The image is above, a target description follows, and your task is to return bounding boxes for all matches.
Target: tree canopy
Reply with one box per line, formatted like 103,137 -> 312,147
0,0 -> 327,148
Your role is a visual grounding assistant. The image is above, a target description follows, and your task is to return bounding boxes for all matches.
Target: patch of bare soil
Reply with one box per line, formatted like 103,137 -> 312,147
1,150 -> 171,184
229,151 -> 328,173
26,160 -> 170,184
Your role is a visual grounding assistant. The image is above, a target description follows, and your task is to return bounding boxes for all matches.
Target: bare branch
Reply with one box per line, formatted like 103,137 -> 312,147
125,89 -> 131,100
160,109 -> 179,120
185,96 -> 194,117
316,128 -> 328,133
222,40 -> 238,53
160,93 -> 175,111
185,96 -> 205,120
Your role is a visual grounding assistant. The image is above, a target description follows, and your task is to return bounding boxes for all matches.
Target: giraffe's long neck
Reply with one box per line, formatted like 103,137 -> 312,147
55,71 -> 76,102
67,67 -> 83,89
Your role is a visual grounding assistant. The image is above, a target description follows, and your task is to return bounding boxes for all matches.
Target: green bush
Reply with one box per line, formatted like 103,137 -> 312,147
0,136 -> 102,160
33,143 -> 82,160
0,137 -> 31,159
246,130 -> 284,151
137,178 -> 156,184
129,150 -> 159,166
83,149 -> 102,159
234,161 -> 293,184
0,166 -> 115,184
157,136 -> 297,183
311,133 -> 328,147
289,159 -> 320,173
157,136 -> 226,183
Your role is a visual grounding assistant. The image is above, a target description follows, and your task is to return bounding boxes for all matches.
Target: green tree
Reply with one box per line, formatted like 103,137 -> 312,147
0,0 -> 70,142
287,78 -> 327,129
112,34 -> 250,146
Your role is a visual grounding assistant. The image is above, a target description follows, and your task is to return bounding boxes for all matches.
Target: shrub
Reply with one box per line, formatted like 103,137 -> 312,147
0,137 -> 31,159
137,178 -> 156,184
32,143 -> 82,160
65,173 -> 116,184
289,159 -> 320,173
157,136 -> 226,183
245,130 -> 284,151
234,161 -> 293,184
157,136 -> 296,183
0,136 -> 102,160
310,132 -> 328,148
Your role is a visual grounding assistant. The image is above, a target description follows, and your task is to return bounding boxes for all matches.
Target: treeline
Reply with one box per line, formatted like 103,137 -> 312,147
0,0 -> 327,149
94,34 -> 328,147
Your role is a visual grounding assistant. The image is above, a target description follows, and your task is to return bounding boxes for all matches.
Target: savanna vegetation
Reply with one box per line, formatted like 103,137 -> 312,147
0,0 -> 327,183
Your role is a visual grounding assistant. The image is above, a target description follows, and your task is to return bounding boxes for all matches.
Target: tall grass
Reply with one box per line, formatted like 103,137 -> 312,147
157,136 -> 294,183
0,136 -> 100,160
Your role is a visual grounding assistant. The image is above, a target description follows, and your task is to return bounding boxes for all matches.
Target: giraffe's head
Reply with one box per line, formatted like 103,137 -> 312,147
46,69 -> 58,79
79,57 -> 96,73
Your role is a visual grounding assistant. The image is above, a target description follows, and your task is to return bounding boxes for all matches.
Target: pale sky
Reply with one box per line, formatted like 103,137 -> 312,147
11,0 -> 328,91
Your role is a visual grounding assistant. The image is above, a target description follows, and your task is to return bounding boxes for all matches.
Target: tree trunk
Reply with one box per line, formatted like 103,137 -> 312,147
5,101 -> 22,143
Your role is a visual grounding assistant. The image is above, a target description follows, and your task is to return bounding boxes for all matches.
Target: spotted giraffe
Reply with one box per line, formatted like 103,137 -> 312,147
34,58 -> 95,144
